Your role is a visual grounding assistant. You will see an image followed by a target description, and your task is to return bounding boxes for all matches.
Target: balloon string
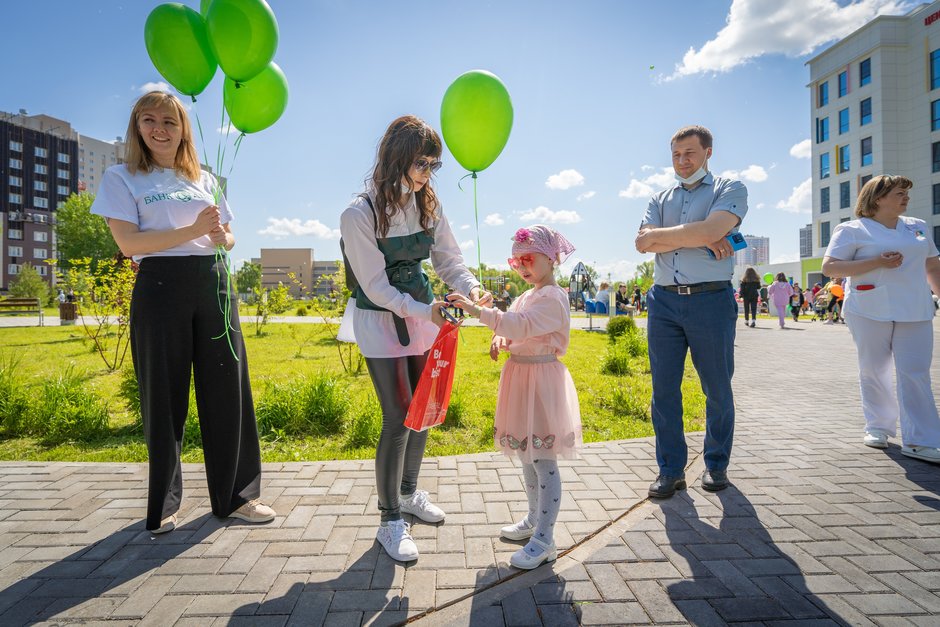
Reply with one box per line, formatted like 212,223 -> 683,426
457,172 -> 474,192
472,172 -> 483,288
211,247 -> 240,362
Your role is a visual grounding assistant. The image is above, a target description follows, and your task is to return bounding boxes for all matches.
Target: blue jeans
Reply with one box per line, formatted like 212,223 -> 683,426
646,284 -> 737,477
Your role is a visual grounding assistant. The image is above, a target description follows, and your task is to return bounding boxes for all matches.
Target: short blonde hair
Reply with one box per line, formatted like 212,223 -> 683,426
124,91 -> 201,182
855,175 -> 913,218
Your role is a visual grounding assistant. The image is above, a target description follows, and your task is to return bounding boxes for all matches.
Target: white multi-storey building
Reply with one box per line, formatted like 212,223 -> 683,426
78,135 -> 125,196
807,1 -> 940,257
734,234 -> 769,267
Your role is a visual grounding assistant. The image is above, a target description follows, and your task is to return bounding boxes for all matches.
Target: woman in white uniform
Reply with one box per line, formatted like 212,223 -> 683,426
822,175 -> 940,462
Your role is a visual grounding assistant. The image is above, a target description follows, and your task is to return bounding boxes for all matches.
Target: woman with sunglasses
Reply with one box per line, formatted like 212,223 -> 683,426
822,175 -> 940,462
339,115 -> 490,562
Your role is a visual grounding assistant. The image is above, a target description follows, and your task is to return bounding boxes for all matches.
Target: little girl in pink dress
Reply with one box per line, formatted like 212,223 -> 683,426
449,225 -> 583,569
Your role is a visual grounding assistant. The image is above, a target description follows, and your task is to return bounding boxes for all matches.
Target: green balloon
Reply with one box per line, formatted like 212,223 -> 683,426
200,0 -> 211,17
144,3 -> 217,96
763,273 -> 774,284
224,62 -> 288,133
440,70 -> 513,173
206,0 -> 278,83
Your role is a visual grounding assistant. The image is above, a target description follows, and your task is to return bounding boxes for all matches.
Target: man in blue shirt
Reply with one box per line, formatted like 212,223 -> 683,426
635,125 -> 748,498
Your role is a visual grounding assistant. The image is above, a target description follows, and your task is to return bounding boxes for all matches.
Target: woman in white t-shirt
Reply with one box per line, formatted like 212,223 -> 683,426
822,175 -> 940,463
91,92 -> 274,533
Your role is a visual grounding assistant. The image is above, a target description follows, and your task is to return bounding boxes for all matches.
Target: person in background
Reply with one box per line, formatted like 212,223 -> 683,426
615,283 -> 631,314
632,286 -> 643,311
739,267 -> 760,328
789,284 -> 804,322
822,175 -> 940,463
594,282 -> 610,310
767,273 -> 793,329
825,278 -> 845,324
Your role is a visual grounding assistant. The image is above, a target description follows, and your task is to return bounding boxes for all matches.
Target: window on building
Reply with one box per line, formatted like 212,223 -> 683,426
34,164 -> 47,175
861,174 -> 873,188
33,197 -> 48,209
8,229 -> 22,240
9,140 -> 22,152
818,81 -> 829,107
33,248 -> 47,260
35,147 -> 48,158
932,49 -> 940,90
861,137 -> 873,167
8,176 -> 22,187
816,117 -> 829,143
9,158 -> 22,170
56,185 -> 69,196
838,145 -> 850,173
821,187 -> 830,213
936,226 -> 940,246
8,265 -> 20,276
820,152 -> 831,179
934,184 -> 940,215
934,142 -> 940,173
8,246 -> 23,258
840,181 -> 851,209
8,193 -> 22,205
57,168 -> 69,179
36,266 -> 47,277
840,217 -> 851,223
860,98 -> 872,126
933,101 -> 940,132
838,71 -> 848,97
859,58 -> 871,87
57,153 -> 69,163
821,221 -> 831,247
34,181 -> 47,192
33,231 -> 48,243
839,108 -> 849,134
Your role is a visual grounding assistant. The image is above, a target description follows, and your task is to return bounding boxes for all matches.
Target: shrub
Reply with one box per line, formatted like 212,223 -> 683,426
0,355 -> 31,435
256,372 -> 349,437
623,332 -> 648,358
29,366 -> 109,444
120,367 -> 202,447
345,394 -> 382,448
601,341 -> 634,376
296,305 -> 308,317
119,366 -> 141,421
608,384 -> 651,421
606,315 -> 637,343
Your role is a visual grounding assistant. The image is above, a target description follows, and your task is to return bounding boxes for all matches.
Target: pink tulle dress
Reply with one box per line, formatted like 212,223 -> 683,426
478,285 -> 583,462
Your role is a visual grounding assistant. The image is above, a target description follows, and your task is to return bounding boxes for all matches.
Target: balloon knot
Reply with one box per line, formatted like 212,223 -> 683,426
235,82 -> 243,89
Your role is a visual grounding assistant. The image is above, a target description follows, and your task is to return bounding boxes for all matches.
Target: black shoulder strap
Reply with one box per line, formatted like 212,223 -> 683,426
358,193 -> 378,236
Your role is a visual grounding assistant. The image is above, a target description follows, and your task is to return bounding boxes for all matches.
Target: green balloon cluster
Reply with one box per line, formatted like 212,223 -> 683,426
440,70 -> 513,173
144,0 -> 287,134
763,273 -> 774,284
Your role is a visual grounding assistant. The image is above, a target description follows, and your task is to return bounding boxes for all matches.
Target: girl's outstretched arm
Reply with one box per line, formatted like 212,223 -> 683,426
448,292 -> 567,340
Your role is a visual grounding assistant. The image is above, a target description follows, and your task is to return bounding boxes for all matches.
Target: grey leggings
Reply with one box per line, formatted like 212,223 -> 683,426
366,351 -> 430,522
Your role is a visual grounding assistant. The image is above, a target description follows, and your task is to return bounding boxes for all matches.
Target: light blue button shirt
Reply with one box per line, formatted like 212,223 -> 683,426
641,173 -> 748,285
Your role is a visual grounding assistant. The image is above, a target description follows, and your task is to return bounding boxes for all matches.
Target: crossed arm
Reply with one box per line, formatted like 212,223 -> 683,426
635,210 -> 741,257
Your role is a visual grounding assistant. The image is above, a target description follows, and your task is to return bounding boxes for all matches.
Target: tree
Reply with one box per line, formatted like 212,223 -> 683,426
634,260 -> 655,291
9,263 -> 49,302
583,263 -> 600,283
235,261 -> 262,296
55,193 -> 119,269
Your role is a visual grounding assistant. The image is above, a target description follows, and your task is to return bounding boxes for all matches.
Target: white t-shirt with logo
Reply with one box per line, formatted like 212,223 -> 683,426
824,216 -> 939,322
91,165 -> 233,261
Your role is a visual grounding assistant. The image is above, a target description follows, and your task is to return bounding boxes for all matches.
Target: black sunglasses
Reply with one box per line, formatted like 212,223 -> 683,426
414,158 -> 442,174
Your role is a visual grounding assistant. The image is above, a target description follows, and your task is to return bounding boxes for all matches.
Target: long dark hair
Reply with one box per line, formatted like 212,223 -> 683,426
370,115 -> 442,238
742,267 -> 760,283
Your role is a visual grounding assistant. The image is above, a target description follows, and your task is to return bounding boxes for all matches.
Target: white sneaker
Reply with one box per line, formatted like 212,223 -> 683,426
901,446 -> 940,464
376,519 -> 419,561
229,499 -> 276,523
399,489 -> 445,523
509,536 -> 557,570
501,518 -> 535,541
863,432 -> 888,449
151,514 -> 177,535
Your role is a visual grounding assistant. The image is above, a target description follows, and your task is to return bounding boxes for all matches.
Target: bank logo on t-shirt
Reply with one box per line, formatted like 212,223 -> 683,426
143,189 -> 210,205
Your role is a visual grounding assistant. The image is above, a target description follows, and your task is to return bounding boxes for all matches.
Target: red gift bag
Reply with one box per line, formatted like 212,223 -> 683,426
404,320 -> 461,432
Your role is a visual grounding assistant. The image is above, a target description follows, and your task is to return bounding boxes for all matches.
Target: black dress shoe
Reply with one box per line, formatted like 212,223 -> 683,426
648,474 -> 687,499
701,469 -> 730,492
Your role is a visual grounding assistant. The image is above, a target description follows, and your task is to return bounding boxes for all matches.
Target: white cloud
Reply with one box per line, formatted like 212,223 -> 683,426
545,169 -> 585,190
258,217 -> 341,239
460,224 -> 471,230
138,81 -> 171,94
775,178 -> 813,214
789,139 -> 812,159
756,202 -> 766,209
593,259 -> 639,282
576,191 -> 596,201
459,240 -> 475,251
720,164 -> 768,183
520,206 -> 582,224
667,0 -> 909,79
484,213 -> 505,226
640,165 -> 654,172
619,167 -> 674,199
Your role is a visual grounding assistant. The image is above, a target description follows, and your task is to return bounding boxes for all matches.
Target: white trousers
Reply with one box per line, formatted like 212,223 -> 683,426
846,315 -> 940,448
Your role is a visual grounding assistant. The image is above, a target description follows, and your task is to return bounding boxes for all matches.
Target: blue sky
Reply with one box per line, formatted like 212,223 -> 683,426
0,0 -> 914,280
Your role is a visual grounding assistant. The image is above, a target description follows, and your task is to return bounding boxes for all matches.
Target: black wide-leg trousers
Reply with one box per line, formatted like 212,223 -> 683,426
130,255 -> 262,531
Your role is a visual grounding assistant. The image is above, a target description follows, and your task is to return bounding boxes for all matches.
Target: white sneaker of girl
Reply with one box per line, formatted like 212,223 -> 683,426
500,518 -> 535,541
399,490 -> 445,523
509,536 -> 557,570
376,519 -> 419,561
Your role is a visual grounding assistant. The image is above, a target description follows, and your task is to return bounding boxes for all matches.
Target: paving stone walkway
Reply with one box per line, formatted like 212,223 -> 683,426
0,317 -> 938,625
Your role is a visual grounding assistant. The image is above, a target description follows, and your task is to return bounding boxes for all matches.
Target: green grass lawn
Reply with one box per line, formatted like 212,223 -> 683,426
0,322 -> 705,463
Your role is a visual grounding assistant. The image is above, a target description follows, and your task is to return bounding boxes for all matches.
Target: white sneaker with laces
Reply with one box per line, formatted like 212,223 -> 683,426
376,519 -> 419,561
509,536 -> 557,570
901,446 -> 940,463
501,518 -> 535,541
863,432 -> 888,449
399,489 -> 445,523
229,499 -> 276,523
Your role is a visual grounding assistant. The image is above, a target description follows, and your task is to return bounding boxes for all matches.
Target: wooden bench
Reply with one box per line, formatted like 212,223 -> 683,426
0,297 -> 44,326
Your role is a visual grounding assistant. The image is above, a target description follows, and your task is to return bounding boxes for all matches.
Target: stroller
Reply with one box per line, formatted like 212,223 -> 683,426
812,289 -> 842,322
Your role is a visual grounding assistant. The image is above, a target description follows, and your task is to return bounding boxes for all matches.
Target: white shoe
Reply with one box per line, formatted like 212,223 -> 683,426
151,514 -> 177,535
376,519 -> 419,561
400,489 -> 445,523
510,536 -> 556,570
901,446 -> 940,464
824,320 -> 833,325
863,432 -> 888,449
501,518 -> 535,541
229,499 -> 276,523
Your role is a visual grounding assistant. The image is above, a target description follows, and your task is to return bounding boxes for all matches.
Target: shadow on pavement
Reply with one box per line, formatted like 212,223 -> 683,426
661,486 -> 843,624
883,446 -> 940,512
